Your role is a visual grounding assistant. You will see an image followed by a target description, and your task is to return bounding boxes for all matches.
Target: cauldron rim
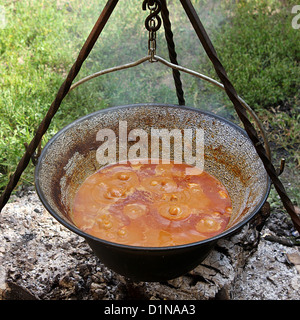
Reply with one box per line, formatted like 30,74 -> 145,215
35,103 -> 271,252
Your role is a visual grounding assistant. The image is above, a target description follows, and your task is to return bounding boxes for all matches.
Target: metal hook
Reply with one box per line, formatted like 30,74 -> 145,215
142,0 -> 162,32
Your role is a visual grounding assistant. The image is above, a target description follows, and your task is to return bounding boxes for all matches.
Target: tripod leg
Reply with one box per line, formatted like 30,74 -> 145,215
179,0 -> 300,233
161,0 -> 185,105
0,0 -> 119,212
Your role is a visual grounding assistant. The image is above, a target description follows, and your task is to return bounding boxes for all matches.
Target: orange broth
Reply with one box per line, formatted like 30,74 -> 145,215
71,160 -> 232,247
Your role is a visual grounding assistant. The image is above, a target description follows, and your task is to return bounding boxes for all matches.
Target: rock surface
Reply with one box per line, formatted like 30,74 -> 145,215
0,189 -> 299,300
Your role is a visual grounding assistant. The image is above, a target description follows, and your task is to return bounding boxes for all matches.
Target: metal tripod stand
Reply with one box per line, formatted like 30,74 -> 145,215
0,0 -> 299,233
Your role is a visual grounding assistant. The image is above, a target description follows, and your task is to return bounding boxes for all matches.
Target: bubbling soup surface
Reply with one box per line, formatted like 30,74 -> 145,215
71,160 -> 232,247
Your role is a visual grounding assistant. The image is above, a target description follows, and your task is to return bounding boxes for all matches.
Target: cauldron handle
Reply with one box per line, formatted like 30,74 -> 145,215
67,53 -> 271,161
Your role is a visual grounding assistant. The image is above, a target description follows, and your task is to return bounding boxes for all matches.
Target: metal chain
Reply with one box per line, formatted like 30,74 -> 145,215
148,19 -> 157,61
143,0 -> 162,62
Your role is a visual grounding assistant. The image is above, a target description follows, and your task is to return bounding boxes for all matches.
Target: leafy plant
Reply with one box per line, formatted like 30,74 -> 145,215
206,0 -> 300,111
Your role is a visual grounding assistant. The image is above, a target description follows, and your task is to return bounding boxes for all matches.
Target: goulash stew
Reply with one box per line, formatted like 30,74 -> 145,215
71,160 -> 232,247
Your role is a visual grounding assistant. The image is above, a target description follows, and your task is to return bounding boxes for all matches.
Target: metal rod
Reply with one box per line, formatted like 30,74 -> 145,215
69,56 -> 150,92
161,0 -> 185,105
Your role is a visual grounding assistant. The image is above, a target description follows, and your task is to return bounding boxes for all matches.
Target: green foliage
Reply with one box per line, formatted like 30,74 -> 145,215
0,0 -> 98,189
210,0 -> 300,110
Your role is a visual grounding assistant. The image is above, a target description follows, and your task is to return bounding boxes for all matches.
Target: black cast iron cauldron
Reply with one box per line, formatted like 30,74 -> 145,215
35,103 -> 270,281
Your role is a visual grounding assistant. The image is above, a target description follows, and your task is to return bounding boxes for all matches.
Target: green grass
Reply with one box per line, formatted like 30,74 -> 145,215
0,0 -> 76,188
204,0 -> 300,208
210,0 -> 300,111
0,0 -> 299,212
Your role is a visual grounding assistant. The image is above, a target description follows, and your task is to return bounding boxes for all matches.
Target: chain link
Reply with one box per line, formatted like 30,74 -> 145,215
148,17 -> 157,61
143,0 -> 162,62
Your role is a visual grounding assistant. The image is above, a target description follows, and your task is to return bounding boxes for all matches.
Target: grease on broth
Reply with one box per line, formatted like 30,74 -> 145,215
71,160 -> 232,247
